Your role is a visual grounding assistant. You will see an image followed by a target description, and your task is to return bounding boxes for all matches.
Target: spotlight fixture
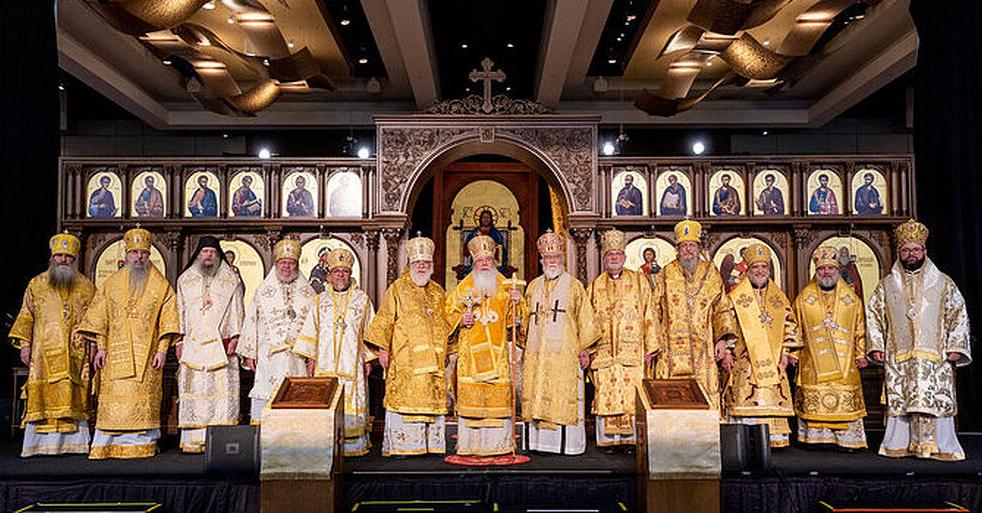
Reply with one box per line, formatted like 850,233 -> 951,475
162,59 -> 173,65
340,19 -> 351,26
505,86 -> 512,91
222,133 -> 229,139
287,41 -> 295,49
202,2 -> 215,9
227,16 -> 235,24
57,84 -> 65,91
762,130 -> 769,136
608,58 -> 617,64
358,58 -> 368,64
461,43 -> 468,49
602,141 -> 616,156
258,148 -> 271,159
506,42 -> 514,48
357,147 -> 370,159
691,141 -> 706,155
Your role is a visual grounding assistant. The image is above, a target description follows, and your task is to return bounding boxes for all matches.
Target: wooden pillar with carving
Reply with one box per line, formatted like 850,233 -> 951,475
381,228 -> 403,286
569,228 -> 593,283
364,230 -> 379,304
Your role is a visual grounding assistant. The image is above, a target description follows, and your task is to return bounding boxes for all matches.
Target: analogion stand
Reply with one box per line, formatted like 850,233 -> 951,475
636,379 -> 721,513
260,377 -> 344,513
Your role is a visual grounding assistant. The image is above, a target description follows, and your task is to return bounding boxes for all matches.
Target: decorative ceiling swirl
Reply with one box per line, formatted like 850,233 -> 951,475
637,0 -> 871,117
83,0 -> 335,116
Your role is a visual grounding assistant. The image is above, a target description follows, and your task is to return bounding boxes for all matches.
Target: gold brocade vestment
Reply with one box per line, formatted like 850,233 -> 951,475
793,280 -> 867,424
586,269 -> 657,431
521,272 -> 599,427
9,273 -> 96,430
652,259 -> 737,415
724,279 -> 800,418
77,265 -> 180,431
446,272 -> 524,420
364,273 -> 450,416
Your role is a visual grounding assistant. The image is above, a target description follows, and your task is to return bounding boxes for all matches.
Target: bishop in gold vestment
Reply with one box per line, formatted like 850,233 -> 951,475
9,233 -> 95,457
237,239 -> 315,423
296,247 -> 376,456
520,231 -> 599,455
175,236 -> 245,453
446,235 -> 524,456
652,220 -> 738,416
78,228 -> 180,459
793,246 -> 868,449
867,220 -> 971,461
586,229 -> 657,448
722,243 -> 801,448
365,236 -> 451,456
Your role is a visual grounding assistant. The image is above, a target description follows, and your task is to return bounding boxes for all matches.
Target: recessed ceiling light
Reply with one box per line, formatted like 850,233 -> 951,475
58,84 -> 65,91
263,58 -> 270,66
258,148 -> 271,159
461,43 -> 468,49
762,130 -> 769,136
762,39 -> 770,46
287,41 -> 295,49
616,37 -> 623,42
222,133 -> 229,139
202,2 -> 215,10
227,16 -> 235,24
506,42 -> 514,48
706,60 -> 713,67
506,86 -> 511,91
624,21 -> 630,26
853,14 -> 865,20
358,57 -> 368,64
626,15 -> 637,22
340,19 -> 351,26
162,59 -> 172,65
608,58 -> 617,64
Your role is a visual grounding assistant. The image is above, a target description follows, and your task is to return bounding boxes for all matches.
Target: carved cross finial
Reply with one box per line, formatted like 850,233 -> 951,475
469,57 -> 506,114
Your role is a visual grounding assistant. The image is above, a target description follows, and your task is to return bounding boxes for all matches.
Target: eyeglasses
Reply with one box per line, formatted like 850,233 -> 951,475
899,247 -> 925,256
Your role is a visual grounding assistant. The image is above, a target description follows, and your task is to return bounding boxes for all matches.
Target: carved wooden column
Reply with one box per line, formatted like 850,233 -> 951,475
364,229 -> 380,303
381,228 -> 403,286
570,228 -> 593,283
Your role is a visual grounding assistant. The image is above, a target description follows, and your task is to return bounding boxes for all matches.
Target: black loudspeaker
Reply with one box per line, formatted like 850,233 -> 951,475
204,425 -> 260,474
16,504 -> 162,512
720,423 -> 772,473
720,424 -> 748,471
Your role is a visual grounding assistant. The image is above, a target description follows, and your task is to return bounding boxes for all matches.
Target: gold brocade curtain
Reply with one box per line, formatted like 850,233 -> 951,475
549,185 -> 568,242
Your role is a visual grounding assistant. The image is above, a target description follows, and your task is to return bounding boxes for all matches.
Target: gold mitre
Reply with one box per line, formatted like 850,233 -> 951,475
326,247 -> 354,271
467,235 -> 496,260
49,231 -> 81,258
600,229 -> 626,255
124,228 -> 152,252
537,230 -> 564,256
743,243 -> 771,266
812,246 -> 840,268
273,238 -> 301,261
406,236 -> 435,263
895,219 -> 929,247
674,219 -> 702,244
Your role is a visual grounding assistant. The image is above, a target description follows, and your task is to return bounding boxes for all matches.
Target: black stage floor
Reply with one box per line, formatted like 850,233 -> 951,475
1,432 -> 982,512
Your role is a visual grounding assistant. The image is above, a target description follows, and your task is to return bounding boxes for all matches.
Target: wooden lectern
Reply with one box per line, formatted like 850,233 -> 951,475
260,377 -> 344,513
636,379 -> 720,513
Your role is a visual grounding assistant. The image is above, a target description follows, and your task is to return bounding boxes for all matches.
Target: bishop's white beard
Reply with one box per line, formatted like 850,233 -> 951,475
410,268 -> 433,287
276,269 -> 299,283
542,263 -> 563,280
48,261 -> 77,288
679,256 -> 699,276
817,275 -> 838,289
749,274 -> 769,288
472,268 -> 498,296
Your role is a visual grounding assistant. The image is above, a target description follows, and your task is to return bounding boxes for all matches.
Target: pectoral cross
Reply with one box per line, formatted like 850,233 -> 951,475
469,57 -> 506,114
550,300 -> 566,322
334,317 -> 347,332
462,290 -> 479,316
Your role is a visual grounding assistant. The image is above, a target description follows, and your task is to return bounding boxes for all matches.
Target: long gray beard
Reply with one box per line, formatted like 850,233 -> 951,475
196,260 -> 221,278
410,269 -> 433,287
48,262 -> 77,288
543,264 -> 563,280
817,275 -> 838,289
680,256 -> 699,276
128,265 -> 148,294
750,275 -> 768,289
472,269 -> 498,296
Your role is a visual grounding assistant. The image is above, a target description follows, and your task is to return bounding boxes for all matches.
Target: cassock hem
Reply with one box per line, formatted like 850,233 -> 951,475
21,444 -> 90,457
88,443 -> 157,460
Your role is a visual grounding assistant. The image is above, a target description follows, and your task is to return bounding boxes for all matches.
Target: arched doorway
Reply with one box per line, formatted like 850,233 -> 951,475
406,151 -> 566,289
